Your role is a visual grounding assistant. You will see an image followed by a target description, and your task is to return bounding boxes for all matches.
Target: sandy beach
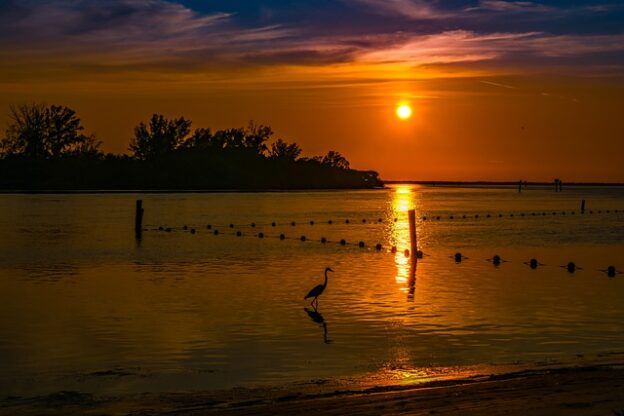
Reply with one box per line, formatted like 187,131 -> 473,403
2,363 -> 623,415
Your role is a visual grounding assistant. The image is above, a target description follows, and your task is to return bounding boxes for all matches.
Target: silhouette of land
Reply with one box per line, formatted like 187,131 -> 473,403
0,104 -> 382,191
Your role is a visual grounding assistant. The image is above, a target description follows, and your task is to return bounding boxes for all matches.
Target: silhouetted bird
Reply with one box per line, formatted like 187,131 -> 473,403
304,267 -> 333,307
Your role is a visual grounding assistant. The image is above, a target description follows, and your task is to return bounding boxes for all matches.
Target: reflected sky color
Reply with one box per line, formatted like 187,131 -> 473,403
1,187 -> 624,397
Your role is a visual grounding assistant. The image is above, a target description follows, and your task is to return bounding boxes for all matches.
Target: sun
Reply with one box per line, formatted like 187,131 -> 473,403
396,104 -> 412,120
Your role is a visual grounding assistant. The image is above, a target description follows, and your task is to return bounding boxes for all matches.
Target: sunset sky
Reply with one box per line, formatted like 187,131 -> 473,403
1,0 -> 623,181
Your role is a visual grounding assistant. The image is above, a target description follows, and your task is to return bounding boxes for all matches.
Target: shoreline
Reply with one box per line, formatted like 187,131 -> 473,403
1,181 -> 624,194
3,360 -> 624,415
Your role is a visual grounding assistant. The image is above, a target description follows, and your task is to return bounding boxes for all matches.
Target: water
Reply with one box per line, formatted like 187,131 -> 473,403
0,185 -> 623,397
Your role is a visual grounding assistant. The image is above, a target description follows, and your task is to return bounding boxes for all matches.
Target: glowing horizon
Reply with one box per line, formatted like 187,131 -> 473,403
1,0 -> 623,181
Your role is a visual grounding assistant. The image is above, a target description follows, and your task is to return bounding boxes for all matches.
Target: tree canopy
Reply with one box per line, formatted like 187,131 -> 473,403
0,104 -> 382,190
1,103 -> 100,159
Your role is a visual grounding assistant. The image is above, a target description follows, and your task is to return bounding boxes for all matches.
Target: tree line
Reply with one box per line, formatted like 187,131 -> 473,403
0,103 -> 382,190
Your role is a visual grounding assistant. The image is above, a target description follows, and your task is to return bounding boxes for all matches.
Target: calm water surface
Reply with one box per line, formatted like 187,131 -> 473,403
0,185 -> 623,396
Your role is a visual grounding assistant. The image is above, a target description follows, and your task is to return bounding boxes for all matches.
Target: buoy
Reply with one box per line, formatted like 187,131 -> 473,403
236,231 -> 242,237
567,262 -> 576,273
552,212 -> 556,216
486,214 -> 491,218
190,228 -> 196,234
394,218 -> 398,222
416,250 -> 423,259
158,226 -> 164,231
310,220 -> 314,225
607,265 -> 616,277
562,211 -> 566,215
183,225 -> 188,230
510,213 -> 514,217
520,213 -> 525,217
375,243 -> 382,251
423,216 -> 427,221
229,224 -> 234,228
391,246 -> 397,253
340,239 -> 346,245
529,258 -> 538,269
291,221 -> 296,226
207,224 -> 212,230
493,255 -> 501,266
542,212 -> 546,216
436,216 -> 441,220
498,214 -> 503,218
300,235 -> 306,242
475,214 -> 480,219
345,219 -> 350,224
272,222 -> 276,227
258,232 -> 264,238
404,249 -> 410,258
214,230 -> 219,235
450,215 -> 454,219
358,241 -> 365,248
598,210 -> 602,214
454,252 -> 463,263
251,222 -> 256,228
328,220 -> 333,224
165,228 -> 172,233
378,218 -> 383,223
362,219 -> 367,223
279,233 -> 285,240
321,237 -> 327,243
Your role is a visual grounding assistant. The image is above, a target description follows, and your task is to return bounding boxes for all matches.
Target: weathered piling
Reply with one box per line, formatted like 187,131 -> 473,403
581,199 -> 586,213
134,200 -> 144,238
408,209 -> 417,258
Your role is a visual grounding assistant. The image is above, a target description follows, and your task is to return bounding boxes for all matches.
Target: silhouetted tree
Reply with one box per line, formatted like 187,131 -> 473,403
268,139 -> 302,160
322,150 -> 350,169
130,114 -> 192,159
1,103 -> 100,159
243,121 -> 271,155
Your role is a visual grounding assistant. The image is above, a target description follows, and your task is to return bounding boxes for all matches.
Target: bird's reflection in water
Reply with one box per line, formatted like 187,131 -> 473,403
304,307 -> 332,344
407,258 -> 417,301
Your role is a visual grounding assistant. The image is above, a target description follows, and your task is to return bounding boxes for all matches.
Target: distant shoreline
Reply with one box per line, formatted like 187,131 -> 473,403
386,180 -> 624,187
1,181 -> 623,194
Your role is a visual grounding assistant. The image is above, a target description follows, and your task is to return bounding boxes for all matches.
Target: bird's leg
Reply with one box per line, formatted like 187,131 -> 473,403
310,298 -> 316,307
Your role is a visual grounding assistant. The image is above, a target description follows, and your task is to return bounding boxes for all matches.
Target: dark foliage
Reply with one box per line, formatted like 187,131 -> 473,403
0,108 -> 383,190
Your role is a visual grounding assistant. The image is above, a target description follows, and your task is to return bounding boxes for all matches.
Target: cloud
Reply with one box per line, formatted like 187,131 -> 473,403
0,0 -> 623,83
357,30 -> 624,67
466,1 -> 554,13
345,0 -> 450,19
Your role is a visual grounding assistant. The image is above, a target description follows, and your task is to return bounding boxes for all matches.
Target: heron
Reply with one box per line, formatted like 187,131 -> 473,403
304,267 -> 333,307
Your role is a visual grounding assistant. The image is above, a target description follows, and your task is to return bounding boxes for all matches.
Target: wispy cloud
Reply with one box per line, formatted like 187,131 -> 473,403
345,0 -> 450,19
0,0 -> 623,83
466,1 -> 554,13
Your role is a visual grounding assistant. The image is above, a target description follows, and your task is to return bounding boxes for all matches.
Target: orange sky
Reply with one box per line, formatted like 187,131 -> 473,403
1,1 -> 623,182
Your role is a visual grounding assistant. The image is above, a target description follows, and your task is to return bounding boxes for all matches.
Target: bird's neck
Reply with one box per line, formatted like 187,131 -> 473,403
323,270 -> 329,287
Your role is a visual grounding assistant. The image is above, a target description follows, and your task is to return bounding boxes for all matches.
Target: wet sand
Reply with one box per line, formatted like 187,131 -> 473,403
3,364 -> 624,415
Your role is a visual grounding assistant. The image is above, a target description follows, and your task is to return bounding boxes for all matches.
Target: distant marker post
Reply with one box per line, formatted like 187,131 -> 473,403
408,209 -> 417,259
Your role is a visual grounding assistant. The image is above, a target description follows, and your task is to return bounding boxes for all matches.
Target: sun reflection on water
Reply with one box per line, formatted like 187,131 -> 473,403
390,185 -> 417,286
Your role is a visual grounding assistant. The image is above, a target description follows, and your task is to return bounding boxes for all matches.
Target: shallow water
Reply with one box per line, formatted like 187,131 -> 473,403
0,185 -> 623,396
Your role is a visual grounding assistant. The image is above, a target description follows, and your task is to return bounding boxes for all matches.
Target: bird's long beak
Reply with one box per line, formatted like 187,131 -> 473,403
328,268 -> 334,272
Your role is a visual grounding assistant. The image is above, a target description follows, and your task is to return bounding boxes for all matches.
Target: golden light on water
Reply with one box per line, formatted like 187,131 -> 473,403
391,185 -> 415,285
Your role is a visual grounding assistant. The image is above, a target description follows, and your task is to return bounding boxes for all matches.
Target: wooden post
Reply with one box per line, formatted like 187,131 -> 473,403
135,200 -> 144,238
581,199 -> 586,213
408,209 -> 417,258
